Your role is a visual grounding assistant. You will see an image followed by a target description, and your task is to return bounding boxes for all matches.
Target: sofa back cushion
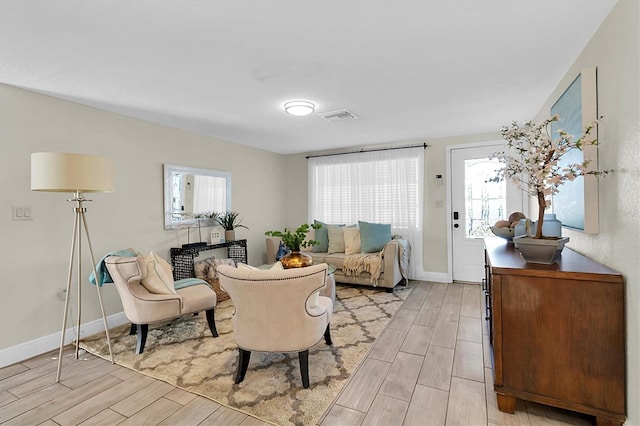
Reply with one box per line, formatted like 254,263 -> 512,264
343,227 -> 362,255
359,221 -> 392,253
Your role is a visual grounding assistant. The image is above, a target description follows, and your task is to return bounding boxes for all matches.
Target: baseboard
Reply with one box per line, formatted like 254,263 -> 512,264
413,271 -> 451,283
0,311 -> 128,368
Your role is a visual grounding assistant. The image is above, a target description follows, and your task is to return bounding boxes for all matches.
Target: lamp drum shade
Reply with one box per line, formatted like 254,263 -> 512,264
31,152 -> 114,193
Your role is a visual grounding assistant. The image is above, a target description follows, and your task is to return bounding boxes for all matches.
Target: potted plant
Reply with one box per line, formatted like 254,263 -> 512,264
492,115 -> 611,262
265,223 -> 321,268
213,211 -> 248,241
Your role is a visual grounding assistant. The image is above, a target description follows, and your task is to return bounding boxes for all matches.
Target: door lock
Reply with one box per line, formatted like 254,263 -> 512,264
454,224 -> 459,228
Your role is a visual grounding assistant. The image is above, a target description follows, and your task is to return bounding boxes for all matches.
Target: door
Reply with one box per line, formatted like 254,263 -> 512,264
450,145 -> 523,282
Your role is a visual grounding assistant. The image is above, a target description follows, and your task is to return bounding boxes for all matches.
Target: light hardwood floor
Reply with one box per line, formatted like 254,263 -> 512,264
1,282 -> 593,425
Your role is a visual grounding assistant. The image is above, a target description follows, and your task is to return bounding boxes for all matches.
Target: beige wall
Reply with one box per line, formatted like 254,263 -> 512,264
535,0 -> 639,423
0,84 -> 287,349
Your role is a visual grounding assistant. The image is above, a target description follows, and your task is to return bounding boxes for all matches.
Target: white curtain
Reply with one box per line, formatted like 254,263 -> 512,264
308,148 -> 424,278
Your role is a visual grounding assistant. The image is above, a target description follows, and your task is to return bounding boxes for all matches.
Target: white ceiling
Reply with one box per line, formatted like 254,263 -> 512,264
0,0 -> 617,155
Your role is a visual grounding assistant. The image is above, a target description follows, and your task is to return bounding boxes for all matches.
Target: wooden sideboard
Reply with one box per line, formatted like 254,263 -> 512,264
484,237 -> 625,425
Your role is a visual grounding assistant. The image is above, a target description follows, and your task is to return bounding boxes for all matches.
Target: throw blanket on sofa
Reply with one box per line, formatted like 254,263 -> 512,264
343,251 -> 384,285
389,237 -> 411,280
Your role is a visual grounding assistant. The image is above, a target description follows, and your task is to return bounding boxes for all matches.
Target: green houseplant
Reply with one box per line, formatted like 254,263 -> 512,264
212,211 -> 248,241
265,223 -> 321,268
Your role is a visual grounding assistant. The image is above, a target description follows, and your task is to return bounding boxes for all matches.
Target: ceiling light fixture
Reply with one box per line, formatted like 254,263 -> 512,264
284,100 -> 315,116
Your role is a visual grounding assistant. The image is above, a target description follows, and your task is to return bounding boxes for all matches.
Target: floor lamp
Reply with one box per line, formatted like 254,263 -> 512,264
31,152 -> 115,383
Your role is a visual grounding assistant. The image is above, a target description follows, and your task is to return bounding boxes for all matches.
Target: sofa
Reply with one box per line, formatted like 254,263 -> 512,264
266,222 -> 410,291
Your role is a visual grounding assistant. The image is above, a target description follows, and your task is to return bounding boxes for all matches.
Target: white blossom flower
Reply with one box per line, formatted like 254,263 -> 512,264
492,115 -> 611,239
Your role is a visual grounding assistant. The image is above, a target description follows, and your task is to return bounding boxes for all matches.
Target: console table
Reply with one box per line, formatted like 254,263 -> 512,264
170,239 -> 247,280
484,237 -> 625,425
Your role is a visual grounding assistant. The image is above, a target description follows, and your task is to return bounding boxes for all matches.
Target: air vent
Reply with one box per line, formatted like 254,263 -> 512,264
318,109 -> 358,122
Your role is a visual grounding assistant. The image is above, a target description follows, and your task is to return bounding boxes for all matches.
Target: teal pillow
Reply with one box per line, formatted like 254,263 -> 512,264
359,221 -> 392,253
312,220 -> 328,252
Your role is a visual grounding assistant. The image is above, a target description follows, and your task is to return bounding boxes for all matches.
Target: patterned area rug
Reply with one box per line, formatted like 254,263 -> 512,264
80,284 -> 413,426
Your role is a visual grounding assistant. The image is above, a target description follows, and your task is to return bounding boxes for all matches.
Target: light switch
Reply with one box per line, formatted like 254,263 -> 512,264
12,205 -> 33,221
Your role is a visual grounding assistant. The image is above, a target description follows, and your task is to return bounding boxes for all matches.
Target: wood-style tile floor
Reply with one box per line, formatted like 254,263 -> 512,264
1,282 -> 593,425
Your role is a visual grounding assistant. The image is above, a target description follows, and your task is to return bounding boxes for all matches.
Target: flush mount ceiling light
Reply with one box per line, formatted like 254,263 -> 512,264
284,100 -> 315,116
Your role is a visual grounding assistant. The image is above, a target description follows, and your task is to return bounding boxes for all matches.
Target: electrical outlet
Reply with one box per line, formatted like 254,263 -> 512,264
12,205 -> 33,221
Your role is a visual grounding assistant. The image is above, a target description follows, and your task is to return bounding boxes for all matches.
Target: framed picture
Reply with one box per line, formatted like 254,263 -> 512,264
550,67 -> 600,233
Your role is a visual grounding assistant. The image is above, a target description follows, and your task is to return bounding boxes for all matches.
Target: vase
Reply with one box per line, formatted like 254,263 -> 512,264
514,218 -> 533,237
225,230 -> 235,242
534,213 -> 562,237
513,236 -> 570,264
280,251 -> 313,269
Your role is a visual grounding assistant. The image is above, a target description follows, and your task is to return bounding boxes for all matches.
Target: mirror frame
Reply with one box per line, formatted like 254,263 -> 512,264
163,164 -> 232,230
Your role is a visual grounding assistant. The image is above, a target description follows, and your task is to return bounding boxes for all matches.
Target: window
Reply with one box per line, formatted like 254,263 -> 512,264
309,148 -> 423,277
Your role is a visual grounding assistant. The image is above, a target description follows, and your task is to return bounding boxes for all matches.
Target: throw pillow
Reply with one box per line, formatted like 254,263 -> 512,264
140,252 -> 177,295
238,262 -> 284,272
237,262 -> 259,271
212,258 -> 236,279
194,256 -> 217,280
359,221 -> 392,253
312,220 -> 328,252
275,242 -> 290,260
343,227 -> 362,255
327,224 -> 346,254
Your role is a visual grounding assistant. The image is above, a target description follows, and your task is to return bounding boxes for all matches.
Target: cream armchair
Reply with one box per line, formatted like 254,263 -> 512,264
216,263 -> 333,388
105,255 -> 218,354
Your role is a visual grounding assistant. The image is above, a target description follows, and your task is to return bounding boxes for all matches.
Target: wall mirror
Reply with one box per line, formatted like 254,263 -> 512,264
164,164 -> 231,230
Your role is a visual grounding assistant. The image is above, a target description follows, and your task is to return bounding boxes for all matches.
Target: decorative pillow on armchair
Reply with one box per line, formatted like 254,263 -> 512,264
140,252 -> 177,295
275,242 -> 290,260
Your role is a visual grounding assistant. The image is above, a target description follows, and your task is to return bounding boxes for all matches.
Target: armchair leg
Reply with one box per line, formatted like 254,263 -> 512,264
205,309 -> 218,337
235,349 -> 251,384
299,350 -> 310,389
324,324 -> 333,345
129,323 -> 136,335
135,324 -> 148,354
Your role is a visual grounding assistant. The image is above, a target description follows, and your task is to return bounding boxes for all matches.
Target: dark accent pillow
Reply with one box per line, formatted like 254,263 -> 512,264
359,221 -> 392,253
276,242 -> 290,260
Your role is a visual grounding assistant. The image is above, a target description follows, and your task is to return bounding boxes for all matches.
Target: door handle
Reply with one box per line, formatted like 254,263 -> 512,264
453,211 -> 459,220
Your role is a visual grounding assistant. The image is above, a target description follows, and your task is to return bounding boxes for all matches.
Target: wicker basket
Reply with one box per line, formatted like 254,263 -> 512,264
205,278 -> 230,303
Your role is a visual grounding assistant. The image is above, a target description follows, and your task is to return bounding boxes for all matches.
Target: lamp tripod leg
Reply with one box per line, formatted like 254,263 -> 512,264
56,211 -> 80,383
81,211 -> 115,364
75,212 -> 82,360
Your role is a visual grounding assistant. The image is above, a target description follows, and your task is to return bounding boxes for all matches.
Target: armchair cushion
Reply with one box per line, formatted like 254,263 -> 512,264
140,252 -> 177,295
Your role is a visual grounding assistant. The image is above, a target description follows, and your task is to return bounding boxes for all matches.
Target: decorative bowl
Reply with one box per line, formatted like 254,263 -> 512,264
490,226 -> 515,240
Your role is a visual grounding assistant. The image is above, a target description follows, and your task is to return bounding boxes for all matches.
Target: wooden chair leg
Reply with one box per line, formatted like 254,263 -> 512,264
324,324 -> 332,345
205,309 -> 218,337
235,349 -> 251,384
135,324 -> 148,355
299,350 -> 310,389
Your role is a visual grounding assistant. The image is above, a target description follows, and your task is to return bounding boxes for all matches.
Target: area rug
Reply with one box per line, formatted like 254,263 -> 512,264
80,284 -> 413,426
